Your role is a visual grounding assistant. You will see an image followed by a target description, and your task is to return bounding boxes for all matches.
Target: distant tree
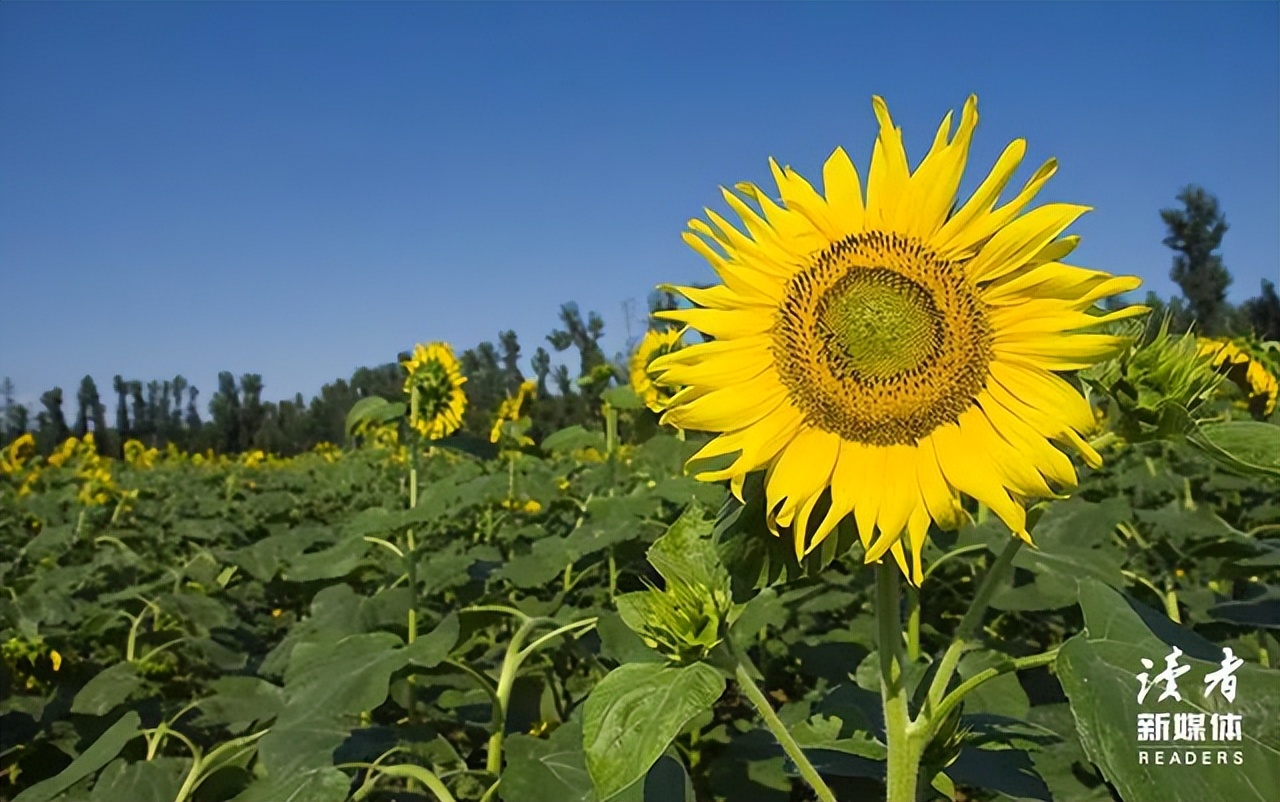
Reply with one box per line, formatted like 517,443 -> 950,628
185,386 -> 202,436
350,364 -> 402,401
459,340 -> 510,432
112,375 -> 130,447
547,302 -> 607,378
73,376 -> 109,453
36,387 -> 69,453
308,378 -> 357,446
239,374 -> 265,451
498,330 -> 524,389
1161,186 -> 1231,335
1,378 -> 20,444
1241,279 -> 1280,341
129,381 -> 148,443
531,347 -> 552,397
209,372 -> 242,453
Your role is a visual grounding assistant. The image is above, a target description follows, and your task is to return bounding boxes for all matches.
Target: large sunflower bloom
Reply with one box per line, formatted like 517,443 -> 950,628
402,342 -> 468,440
630,328 -> 686,412
651,96 -> 1146,584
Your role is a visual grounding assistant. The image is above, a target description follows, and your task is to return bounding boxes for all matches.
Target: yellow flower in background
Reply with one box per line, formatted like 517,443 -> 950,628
47,437 -> 80,468
240,450 -> 266,468
313,442 -> 343,463
123,439 -> 159,469
402,342 -> 468,440
652,95 -> 1146,584
1197,337 -> 1279,417
2,433 -> 36,475
490,379 -> 537,444
630,328 -> 686,412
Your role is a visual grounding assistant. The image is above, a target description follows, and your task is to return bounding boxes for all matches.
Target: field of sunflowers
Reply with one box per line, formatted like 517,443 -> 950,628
3,95 -> 1280,802
2,331 -> 1278,802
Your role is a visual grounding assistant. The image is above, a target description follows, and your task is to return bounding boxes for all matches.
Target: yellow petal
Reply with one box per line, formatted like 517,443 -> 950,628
905,95 -> 979,238
937,156 -> 1058,259
866,96 -> 912,231
933,138 -> 1026,252
769,158 -> 844,241
993,333 -> 1131,371
821,146 -> 865,233
965,205 -> 1090,284
656,307 -> 773,339
663,371 -> 787,431
931,416 -> 1029,539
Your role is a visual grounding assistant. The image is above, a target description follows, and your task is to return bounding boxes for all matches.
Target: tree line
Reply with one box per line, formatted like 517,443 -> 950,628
2,186 -> 1276,458
0,297 -> 679,458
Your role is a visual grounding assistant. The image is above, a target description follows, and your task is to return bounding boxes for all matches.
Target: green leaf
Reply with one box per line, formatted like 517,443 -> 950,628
957,650 -> 1030,719
344,396 -> 404,436
232,767 -> 351,802
646,503 -> 727,594
542,425 -> 605,454
13,712 -> 141,802
196,676 -> 286,731
961,498 -> 1131,611
259,632 -> 407,776
1057,579 -> 1280,802
71,663 -> 145,716
404,612 -> 461,667
1190,421 -> 1280,479
503,720 -> 596,802
583,662 -> 725,800
602,385 -> 645,410
90,757 -> 190,802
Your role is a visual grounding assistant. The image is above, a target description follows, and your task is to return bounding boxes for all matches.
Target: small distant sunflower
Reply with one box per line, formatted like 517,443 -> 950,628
630,328 -> 686,412
490,379 -> 538,444
402,342 -> 468,440
651,95 -> 1146,583
1197,338 -> 1278,417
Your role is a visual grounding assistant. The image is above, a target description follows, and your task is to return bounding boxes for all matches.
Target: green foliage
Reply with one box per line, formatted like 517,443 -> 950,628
1058,579 -> 1280,802
2,415 -> 1277,801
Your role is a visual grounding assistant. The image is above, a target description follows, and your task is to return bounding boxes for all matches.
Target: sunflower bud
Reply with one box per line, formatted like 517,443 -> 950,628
1083,316 -> 1221,442
615,505 -> 733,665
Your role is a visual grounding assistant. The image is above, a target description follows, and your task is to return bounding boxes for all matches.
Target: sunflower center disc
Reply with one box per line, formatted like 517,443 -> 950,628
818,268 -> 940,380
773,231 -> 993,446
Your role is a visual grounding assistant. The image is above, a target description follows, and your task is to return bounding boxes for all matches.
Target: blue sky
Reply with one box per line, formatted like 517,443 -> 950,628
2,2 -> 1277,413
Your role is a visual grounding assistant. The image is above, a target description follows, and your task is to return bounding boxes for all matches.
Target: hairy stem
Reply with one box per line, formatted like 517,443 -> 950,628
733,654 -> 837,802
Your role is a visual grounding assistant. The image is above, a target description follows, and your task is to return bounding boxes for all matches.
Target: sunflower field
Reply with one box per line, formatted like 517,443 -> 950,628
4,96 -> 1280,802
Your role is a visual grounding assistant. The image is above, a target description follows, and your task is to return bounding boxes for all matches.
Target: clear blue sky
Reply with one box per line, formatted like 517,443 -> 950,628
2,2 -> 1277,413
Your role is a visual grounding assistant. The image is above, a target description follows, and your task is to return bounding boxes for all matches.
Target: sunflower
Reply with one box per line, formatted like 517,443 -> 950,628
630,328 -> 686,412
490,379 -> 538,444
1197,338 -> 1279,417
650,95 -> 1146,584
402,342 -> 468,440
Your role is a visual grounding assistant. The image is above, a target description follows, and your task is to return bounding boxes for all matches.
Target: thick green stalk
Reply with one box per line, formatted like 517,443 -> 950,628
905,584 -> 921,662
733,656 -> 838,802
878,564 -> 922,802
486,619 -> 540,775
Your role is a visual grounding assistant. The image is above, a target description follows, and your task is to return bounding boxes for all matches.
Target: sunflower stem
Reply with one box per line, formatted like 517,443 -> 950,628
925,537 -> 1022,714
405,388 -> 421,729
732,654 -> 837,802
905,584 -> 921,662
878,563 -> 923,802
